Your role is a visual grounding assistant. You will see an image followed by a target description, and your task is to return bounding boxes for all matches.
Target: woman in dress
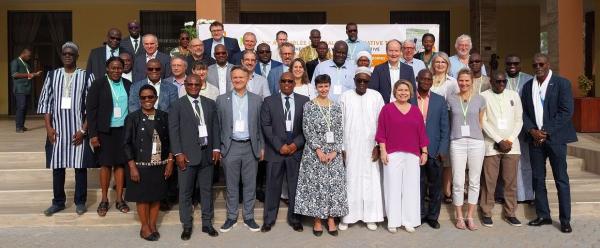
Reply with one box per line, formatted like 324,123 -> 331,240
430,51 -> 459,204
376,80 -> 429,233
295,74 -> 348,237
124,84 -> 174,241
169,31 -> 191,57
447,68 -> 486,230
289,58 -> 313,98
86,56 -> 131,216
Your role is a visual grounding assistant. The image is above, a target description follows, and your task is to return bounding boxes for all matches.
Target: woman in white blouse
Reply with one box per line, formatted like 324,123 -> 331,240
290,58 -> 314,98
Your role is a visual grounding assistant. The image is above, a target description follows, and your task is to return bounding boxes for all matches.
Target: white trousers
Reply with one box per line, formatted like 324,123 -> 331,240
383,152 -> 421,228
450,138 -> 485,206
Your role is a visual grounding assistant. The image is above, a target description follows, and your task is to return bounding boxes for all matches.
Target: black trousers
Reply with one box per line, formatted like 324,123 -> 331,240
14,93 -> 29,129
52,168 -> 87,206
530,142 -> 571,224
420,157 -> 442,221
178,164 -> 214,229
263,157 -> 301,225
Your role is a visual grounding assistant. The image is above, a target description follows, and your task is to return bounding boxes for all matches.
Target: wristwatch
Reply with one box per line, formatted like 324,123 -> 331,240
79,129 -> 86,135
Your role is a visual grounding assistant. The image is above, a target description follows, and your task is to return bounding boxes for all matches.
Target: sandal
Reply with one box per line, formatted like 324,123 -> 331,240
444,195 -> 453,204
455,217 -> 466,230
116,201 -> 130,213
96,201 -> 109,217
466,218 -> 478,231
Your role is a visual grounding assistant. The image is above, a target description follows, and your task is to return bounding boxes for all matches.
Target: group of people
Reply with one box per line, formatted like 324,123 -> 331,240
13,20 -> 578,242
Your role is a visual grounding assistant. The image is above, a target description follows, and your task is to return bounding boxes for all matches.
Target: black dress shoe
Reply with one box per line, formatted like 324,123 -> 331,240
560,222 -> 572,233
528,217 -> 553,226
181,228 -> 192,240
426,219 -> 441,229
261,224 -> 272,233
327,229 -> 338,236
313,228 -> 323,237
202,226 -> 219,237
152,232 -> 160,239
291,223 -> 304,232
140,231 -> 158,241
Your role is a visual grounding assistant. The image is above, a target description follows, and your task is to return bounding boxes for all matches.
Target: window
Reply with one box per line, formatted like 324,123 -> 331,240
140,11 -> 196,54
390,11 -> 450,54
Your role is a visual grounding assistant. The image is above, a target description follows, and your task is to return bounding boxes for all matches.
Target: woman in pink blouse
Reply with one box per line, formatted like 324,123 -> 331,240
376,80 -> 429,233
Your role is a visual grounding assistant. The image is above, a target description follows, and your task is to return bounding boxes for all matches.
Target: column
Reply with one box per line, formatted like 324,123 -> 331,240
196,0 -> 240,23
470,0 -> 497,72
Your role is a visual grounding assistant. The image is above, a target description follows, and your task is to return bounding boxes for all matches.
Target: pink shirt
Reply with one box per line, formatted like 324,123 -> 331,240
375,103 -> 429,157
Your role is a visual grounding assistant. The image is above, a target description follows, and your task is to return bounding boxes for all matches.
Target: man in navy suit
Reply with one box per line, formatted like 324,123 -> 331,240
410,69 -> 449,229
132,34 -> 171,82
203,21 -> 241,64
369,39 -> 415,103
120,20 -> 144,58
87,28 -> 122,80
128,59 -> 178,113
255,43 -> 283,94
521,53 -> 577,233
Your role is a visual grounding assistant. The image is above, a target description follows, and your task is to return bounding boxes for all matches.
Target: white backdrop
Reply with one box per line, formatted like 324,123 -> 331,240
197,24 -> 440,66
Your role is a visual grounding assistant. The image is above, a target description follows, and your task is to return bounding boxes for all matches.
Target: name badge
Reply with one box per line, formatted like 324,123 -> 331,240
113,107 -> 122,118
234,120 -> 246,132
333,85 -> 342,95
152,142 -> 158,154
60,97 -> 72,109
461,125 -> 470,137
285,120 -> 293,132
326,131 -> 335,144
497,119 -> 508,130
198,125 -> 208,138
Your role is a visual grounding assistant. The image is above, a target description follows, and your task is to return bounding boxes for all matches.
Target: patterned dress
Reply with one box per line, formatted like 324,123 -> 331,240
294,100 -> 348,219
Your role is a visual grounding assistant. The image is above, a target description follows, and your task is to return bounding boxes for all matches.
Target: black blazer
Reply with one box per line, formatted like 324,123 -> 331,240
120,36 -> 144,58
86,77 -> 132,138
86,47 -> 109,81
306,59 -> 319,81
169,95 -> 220,167
185,54 -> 216,75
260,93 -> 309,162
202,37 -> 241,64
521,74 -> 578,144
132,51 -> 171,82
123,109 -> 170,162
368,61 -> 416,103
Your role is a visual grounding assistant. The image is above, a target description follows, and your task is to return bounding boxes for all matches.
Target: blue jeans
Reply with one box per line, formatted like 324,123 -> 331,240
14,93 -> 29,129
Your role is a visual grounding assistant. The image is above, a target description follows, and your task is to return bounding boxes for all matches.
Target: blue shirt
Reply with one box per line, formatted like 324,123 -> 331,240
401,58 -> 427,80
231,90 -> 249,140
310,60 -> 357,102
345,39 -> 371,62
449,55 -> 487,78
108,77 -> 128,127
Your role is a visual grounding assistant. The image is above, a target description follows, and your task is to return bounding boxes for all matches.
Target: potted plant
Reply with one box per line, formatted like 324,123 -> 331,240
573,75 -> 600,132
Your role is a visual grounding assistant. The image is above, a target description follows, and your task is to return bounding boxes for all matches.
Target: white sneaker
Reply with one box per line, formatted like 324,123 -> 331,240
338,222 -> 348,231
366,222 -> 377,231
404,226 -> 415,233
388,226 -> 397,233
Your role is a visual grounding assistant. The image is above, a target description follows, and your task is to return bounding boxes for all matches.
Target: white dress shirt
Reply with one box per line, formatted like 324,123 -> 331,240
148,79 -> 161,109
217,63 -> 229,94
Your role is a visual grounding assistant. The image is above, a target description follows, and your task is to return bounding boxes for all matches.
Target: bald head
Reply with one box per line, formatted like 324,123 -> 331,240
333,41 -> 348,66
106,28 -> 122,49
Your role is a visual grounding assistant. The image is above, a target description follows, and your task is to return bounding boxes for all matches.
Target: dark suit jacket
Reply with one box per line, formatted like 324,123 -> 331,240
132,51 -> 172,82
123,109 -> 170,162
202,37 -> 241,64
185,55 -> 216,75
231,51 -> 243,66
409,92 -> 449,158
216,91 -> 263,158
86,77 -> 132,138
120,36 -> 144,58
255,60 -> 284,94
169,95 -> 220,166
128,78 -> 179,113
261,93 -> 309,162
369,61 -> 416,103
86,46 -> 111,81
306,59 -> 320,81
521,74 -> 577,144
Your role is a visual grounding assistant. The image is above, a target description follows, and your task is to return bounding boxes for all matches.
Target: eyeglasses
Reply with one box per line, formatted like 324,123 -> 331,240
347,29 -> 358,33
62,52 -> 76,56
210,29 -> 223,33
147,67 -> 161,72
469,60 -> 482,64
494,79 -> 508,84
214,52 -> 227,55
109,36 -> 121,41
128,26 -> 140,30
402,47 -> 416,50
280,79 -> 294,84
505,62 -> 520,66
532,63 -> 546,68
434,61 -> 447,64
139,95 -> 156,100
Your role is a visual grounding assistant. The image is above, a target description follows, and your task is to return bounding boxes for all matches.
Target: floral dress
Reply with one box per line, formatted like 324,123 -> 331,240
294,100 -> 348,219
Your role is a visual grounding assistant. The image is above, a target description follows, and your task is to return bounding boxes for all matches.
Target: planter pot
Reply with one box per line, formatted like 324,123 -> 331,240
573,97 -> 600,132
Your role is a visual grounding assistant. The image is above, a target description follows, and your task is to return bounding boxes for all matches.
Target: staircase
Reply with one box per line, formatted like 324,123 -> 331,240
1,120 -> 599,228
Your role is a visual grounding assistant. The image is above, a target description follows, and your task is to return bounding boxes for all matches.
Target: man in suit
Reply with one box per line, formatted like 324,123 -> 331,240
410,69 -> 449,229
216,65 -> 264,233
260,72 -> 308,233
169,74 -> 221,240
129,59 -> 178,113
307,41 -> 330,80
164,56 -> 189,98
186,38 -> 215,75
522,53 -> 577,233
133,34 -> 171,82
255,43 -> 283,94
87,28 -> 122,80
203,21 -> 241,64
241,50 -> 270,99
207,44 -> 233,95
369,39 -> 416,103
232,32 -> 257,66
120,20 -> 144,58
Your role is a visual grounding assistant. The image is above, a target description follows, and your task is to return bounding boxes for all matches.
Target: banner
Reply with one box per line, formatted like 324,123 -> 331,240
197,24 -> 439,66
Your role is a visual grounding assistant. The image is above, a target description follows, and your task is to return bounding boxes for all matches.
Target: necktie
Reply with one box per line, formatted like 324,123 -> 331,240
193,99 -> 208,146
110,49 -> 116,57
262,63 -> 267,76
284,96 -> 292,142
133,39 -> 139,53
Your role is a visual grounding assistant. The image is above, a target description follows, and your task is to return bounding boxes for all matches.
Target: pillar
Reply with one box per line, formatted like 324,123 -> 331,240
470,0 -> 497,72
595,1 -> 600,97
196,0 -> 240,23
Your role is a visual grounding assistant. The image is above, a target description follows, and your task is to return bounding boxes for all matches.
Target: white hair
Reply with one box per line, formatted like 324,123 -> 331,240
142,34 -> 158,44
402,39 -> 416,47
454,34 -> 472,49
61,41 -> 79,54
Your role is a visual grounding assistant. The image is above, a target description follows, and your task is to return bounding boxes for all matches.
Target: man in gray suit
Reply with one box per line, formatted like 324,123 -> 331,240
241,50 -> 270,99
169,74 -> 221,240
207,44 -> 233,95
216,65 -> 264,233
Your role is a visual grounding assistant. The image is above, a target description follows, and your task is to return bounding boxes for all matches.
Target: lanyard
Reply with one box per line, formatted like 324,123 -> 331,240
191,97 -> 205,125
107,76 -> 123,102
316,100 -> 332,132
459,95 -> 472,125
18,57 -> 30,74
